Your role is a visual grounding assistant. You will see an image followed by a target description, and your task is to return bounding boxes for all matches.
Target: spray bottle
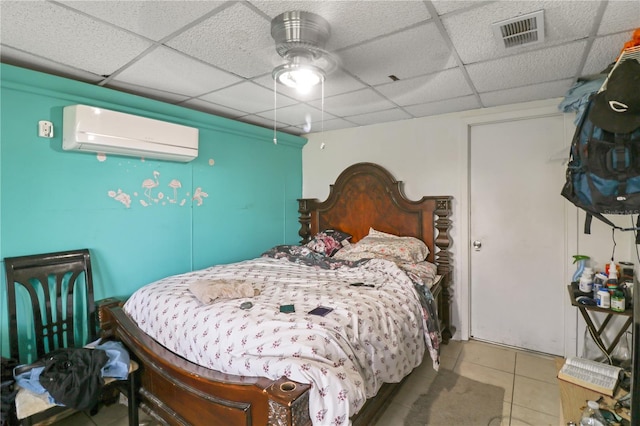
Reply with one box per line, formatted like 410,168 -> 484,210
572,255 -> 590,282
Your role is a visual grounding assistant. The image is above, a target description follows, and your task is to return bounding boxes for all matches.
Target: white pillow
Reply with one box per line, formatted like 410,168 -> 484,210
334,228 -> 429,263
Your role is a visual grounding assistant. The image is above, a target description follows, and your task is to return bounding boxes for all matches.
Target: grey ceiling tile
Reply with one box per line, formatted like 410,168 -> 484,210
0,1 -> 152,76
105,80 -> 189,104
598,1 -> 640,35
238,114 -> 290,132
0,45 -> 104,83
466,41 -> 586,92
251,1 -> 432,50
431,1 -> 493,16
257,104 -> 337,129
179,98 -> 246,119
443,1 -> 600,64
339,22 -> 456,86
582,33 -> 632,76
308,88 -> 396,117
252,68 -> 367,101
347,108 -> 412,127
113,46 -> 242,97
376,68 -> 473,106
59,1 -> 227,41
166,3 -> 274,79
199,82 -> 297,114
404,95 -> 481,118
479,78 -> 574,107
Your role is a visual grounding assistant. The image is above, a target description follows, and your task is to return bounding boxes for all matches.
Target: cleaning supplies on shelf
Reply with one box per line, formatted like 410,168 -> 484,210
572,255 -> 590,282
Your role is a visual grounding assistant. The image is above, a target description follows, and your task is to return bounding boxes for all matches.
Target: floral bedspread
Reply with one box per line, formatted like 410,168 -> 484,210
123,254 -> 439,425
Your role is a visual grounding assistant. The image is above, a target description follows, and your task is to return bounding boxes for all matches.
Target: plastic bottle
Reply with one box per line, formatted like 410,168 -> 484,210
611,290 -> 626,312
572,255 -> 590,282
607,261 -> 619,294
579,400 -> 606,425
579,275 -> 593,293
597,289 -> 611,308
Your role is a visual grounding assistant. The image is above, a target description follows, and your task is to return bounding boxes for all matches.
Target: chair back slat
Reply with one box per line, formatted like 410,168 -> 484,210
4,249 -> 96,363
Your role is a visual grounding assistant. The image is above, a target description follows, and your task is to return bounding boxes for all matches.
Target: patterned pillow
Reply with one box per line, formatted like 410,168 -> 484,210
305,230 -> 352,257
335,228 -> 429,263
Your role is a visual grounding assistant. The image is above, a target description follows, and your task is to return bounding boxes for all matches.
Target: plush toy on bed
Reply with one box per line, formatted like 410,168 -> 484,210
189,279 -> 260,304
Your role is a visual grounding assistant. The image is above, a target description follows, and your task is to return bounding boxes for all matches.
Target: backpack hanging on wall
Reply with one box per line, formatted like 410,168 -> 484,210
561,58 -> 640,237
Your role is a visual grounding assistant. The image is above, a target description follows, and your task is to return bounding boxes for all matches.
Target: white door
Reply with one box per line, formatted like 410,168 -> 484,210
470,115 -> 566,355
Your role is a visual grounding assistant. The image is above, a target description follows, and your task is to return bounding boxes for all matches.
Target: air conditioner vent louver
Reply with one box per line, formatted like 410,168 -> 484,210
492,10 -> 544,49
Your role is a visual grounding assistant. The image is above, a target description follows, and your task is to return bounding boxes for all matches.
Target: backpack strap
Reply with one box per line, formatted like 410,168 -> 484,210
611,133 -> 631,195
585,212 -> 640,244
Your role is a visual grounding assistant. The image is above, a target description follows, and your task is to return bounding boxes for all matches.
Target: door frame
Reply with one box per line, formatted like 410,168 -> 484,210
456,101 -> 579,356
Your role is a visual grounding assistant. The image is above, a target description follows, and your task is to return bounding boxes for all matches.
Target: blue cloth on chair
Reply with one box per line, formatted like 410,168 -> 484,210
95,340 -> 130,380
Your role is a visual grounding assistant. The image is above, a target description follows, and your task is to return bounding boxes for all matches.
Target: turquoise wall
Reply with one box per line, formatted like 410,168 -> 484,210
0,64 -> 306,358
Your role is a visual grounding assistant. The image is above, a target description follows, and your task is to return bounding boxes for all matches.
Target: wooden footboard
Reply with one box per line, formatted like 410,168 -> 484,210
100,300 -> 441,426
103,306 -> 311,426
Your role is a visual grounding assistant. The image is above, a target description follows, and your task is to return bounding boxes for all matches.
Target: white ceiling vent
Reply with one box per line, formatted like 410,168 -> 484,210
492,10 -> 545,49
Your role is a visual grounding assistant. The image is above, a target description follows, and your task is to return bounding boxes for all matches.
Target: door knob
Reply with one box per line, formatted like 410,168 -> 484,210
472,240 -> 482,251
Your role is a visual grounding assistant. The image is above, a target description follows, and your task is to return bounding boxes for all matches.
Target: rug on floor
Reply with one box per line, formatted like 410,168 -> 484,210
403,368 -> 505,426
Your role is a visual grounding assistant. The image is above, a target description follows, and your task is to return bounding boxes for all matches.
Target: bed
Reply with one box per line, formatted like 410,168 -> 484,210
101,162 -> 453,426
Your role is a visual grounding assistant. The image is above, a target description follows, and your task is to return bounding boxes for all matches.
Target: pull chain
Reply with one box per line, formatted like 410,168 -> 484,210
273,79 -> 278,145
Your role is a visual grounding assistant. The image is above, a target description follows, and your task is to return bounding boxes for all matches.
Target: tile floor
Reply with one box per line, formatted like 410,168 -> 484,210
50,340 -> 561,426
375,339 -> 562,426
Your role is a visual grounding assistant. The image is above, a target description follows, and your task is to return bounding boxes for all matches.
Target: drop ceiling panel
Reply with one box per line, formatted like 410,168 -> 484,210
466,41 -> 586,92
0,1 -> 152,75
582,33 -> 632,75
347,108 -> 413,127
179,99 -> 246,119
479,78 -> 573,107
0,45 -> 104,83
112,46 -> 242,97
199,81 -> 297,114
1,0 -> 635,136
376,68 -> 473,107
166,3 -> 273,78
313,117 -> 358,133
404,95 -> 481,118
597,1 -> 640,36
443,1 -> 600,64
309,88 -> 396,117
431,1 -> 491,16
105,80 -> 190,105
252,1 -> 432,50
59,1 -> 227,41
339,22 -> 456,86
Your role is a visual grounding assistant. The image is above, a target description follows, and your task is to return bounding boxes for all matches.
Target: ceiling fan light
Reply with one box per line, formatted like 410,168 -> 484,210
273,63 -> 324,94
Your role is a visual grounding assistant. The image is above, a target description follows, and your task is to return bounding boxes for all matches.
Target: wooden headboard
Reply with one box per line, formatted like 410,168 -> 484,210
297,162 -> 453,275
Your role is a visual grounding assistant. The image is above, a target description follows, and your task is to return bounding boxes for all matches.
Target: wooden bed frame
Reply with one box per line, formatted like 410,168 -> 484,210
101,162 -> 453,426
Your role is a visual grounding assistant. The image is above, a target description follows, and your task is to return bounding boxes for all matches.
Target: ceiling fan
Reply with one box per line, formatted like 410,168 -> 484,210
270,10 -> 338,95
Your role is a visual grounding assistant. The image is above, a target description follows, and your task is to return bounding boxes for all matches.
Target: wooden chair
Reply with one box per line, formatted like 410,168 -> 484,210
4,249 -> 138,425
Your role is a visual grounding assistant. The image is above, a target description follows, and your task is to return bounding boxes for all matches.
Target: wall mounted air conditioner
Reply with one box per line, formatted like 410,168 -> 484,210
63,105 -> 198,162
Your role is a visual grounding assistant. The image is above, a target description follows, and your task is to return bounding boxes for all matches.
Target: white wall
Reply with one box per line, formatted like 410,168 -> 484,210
303,98 -> 635,357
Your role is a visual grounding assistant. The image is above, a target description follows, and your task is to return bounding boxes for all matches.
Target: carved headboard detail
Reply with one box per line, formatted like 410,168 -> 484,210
297,162 -> 452,275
